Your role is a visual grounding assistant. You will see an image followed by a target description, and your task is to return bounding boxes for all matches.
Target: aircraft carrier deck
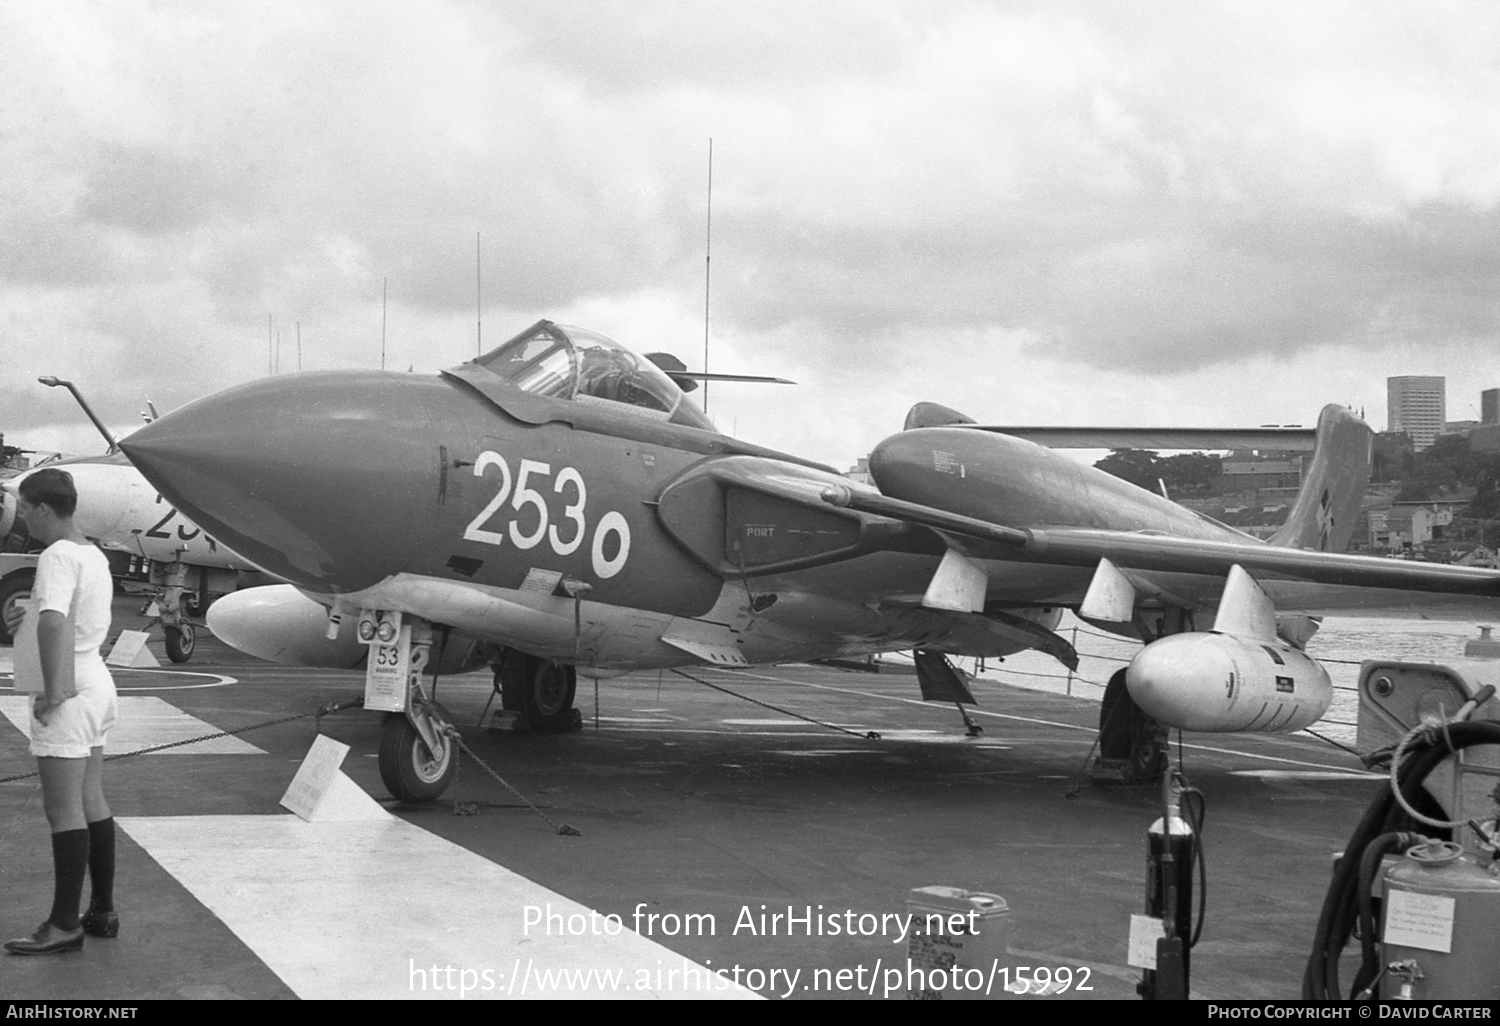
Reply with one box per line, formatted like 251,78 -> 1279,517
0,597 -> 1386,1001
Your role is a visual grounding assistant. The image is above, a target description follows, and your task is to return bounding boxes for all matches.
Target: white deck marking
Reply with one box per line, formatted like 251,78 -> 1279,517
0,695 -> 263,755
2,654 -> 237,690
719,718 -> 810,726
1230,769 -> 1383,780
120,815 -> 757,1000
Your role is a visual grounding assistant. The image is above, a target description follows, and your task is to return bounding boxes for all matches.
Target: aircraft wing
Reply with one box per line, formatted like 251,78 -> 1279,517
900,402 -> 1317,450
957,426 -> 1317,451
822,485 -> 1500,598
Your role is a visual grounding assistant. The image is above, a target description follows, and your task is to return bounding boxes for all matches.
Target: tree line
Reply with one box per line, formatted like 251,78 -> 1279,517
1095,433 -> 1500,529
1375,433 -> 1500,519
1092,450 -> 1225,495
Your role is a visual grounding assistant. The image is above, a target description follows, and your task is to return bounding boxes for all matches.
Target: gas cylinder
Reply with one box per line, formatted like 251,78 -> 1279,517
1380,840 -> 1500,999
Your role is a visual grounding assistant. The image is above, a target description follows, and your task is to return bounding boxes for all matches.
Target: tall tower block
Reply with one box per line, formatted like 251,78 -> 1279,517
1387,376 -> 1446,451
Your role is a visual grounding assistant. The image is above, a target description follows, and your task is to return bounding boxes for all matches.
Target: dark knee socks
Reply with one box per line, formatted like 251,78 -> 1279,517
88,818 -> 115,913
48,829 -> 89,930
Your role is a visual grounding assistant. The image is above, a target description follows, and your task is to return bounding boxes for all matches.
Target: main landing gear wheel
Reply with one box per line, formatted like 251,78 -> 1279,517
526,659 -> 579,731
494,651 -> 581,732
0,573 -> 33,647
1095,668 -> 1168,783
164,623 -> 195,663
378,711 -> 457,803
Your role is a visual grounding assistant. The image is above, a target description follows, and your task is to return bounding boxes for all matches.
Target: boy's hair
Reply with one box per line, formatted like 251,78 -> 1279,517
18,468 -> 78,518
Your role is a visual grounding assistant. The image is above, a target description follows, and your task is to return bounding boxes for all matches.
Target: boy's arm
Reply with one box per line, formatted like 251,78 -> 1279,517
34,609 -> 76,720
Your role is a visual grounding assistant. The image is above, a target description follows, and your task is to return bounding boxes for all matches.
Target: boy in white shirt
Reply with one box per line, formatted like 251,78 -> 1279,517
5,468 -> 119,955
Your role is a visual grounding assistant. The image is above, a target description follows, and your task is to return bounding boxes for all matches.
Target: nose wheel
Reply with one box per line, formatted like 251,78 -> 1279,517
378,710 -> 456,803
164,623 -> 196,663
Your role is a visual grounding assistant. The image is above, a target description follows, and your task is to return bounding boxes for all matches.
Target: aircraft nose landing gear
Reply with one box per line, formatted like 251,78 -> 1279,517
151,559 -> 198,663
361,611 -> 458,803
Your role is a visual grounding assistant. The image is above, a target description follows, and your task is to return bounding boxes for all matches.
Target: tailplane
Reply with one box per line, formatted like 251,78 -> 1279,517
1268,404 -> 1372,552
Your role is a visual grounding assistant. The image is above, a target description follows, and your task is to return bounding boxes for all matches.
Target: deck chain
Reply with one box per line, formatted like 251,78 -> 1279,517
0,696 -> 365,785
448,729 -> 581,836
670,667 -> 883,740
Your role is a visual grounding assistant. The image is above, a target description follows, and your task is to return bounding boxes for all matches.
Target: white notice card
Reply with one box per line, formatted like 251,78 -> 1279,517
1383,889 -> 1455,953
280,734 -> 352,821
1127,914 -> 1165,970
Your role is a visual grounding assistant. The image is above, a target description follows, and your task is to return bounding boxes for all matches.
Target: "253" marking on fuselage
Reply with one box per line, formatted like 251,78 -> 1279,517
462,452 -> 630,579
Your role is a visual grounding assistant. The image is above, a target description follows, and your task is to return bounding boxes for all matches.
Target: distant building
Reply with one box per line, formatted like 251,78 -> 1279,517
845,457 -> 872,485
1456,545 -> 1500,569
1387,376 -> 1446,451
1484,388 -> 1500,425
1367,501 -> 1456,553
1219,457 -> 1302,491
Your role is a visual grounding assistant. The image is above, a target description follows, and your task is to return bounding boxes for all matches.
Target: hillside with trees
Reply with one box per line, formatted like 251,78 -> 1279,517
1094,433 -> 1500,548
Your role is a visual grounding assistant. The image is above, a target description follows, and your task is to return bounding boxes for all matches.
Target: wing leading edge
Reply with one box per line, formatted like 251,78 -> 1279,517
821,483 -> 1500,598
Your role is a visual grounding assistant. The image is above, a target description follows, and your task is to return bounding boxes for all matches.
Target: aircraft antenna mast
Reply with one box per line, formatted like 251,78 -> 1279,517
381,277 -> 388,371
703,138 -> 713,416
476,230 -> 482,358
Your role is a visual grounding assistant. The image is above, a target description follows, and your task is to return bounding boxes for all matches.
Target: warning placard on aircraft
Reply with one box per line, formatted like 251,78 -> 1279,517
364,623 -> 409,712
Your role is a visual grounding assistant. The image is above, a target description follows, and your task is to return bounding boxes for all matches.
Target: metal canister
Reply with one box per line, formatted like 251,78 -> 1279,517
1381,841 -> 1500,999
905,886 -> 1010,1000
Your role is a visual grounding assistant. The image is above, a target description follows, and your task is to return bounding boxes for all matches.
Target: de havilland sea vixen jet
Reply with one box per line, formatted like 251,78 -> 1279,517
116,320 -> 1500,802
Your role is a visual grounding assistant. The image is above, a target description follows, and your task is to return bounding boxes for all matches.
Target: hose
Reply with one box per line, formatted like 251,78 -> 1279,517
1302,719 -> 1500,1000
1353,832 -> 1423,999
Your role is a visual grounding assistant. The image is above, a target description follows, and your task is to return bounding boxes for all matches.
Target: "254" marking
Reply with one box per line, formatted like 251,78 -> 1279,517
145,495 -> 218,552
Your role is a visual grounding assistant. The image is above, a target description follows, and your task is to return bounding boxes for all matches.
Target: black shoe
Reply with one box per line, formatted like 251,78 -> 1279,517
4,921 -> 84,955
81,906 -> 118,938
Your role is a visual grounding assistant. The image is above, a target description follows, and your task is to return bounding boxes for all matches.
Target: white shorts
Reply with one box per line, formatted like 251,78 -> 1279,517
29,658 -> 117,759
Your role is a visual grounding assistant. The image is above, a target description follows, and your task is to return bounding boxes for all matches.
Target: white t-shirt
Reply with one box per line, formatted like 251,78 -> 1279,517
33,539 -> 114,658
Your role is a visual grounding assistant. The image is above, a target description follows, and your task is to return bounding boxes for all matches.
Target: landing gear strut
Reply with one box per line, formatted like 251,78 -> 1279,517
371,616 -> 457,803
1093,668 -> 1168,783
150,560 -> 197,664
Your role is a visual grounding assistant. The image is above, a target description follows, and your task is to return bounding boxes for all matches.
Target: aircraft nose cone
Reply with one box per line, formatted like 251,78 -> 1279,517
121,371 -> 438,592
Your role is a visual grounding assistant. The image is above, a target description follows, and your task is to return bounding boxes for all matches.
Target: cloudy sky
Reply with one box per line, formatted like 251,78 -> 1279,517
3,0 -> 1499,470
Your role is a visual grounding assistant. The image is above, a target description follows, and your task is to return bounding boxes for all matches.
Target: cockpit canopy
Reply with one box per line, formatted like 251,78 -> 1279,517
470,321 -> 714,431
